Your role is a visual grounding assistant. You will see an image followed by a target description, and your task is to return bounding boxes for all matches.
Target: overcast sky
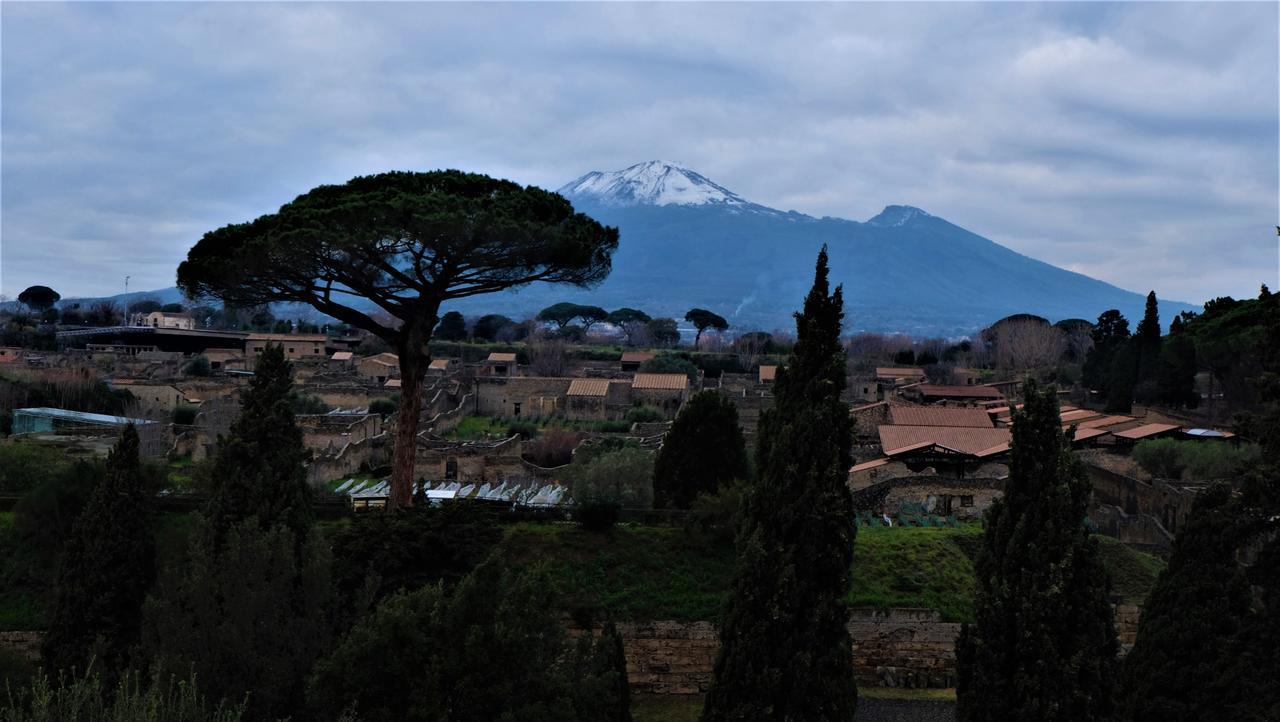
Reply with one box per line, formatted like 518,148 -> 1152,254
2,2 -> 1276,304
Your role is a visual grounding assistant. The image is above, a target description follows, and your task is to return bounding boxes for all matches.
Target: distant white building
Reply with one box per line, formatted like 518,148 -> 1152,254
143,311 -> 194,330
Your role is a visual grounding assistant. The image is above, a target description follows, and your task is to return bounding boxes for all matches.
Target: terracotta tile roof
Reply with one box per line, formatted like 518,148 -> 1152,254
384,379 -> 402,388
917,384 -> 1005,399
850,458 -> 892,473
1060,409 -> 1104,424
632,373 -> 688,390
879,425 -> 1012,456
486,352 -> 517,363
360,353 -> 398,368
876,367 -> 926,379
758,365 -> 778,383
889,406 -> 994,428
567,378 -> 611,397
1113,423 -> 1181,440
620,351 -> 655,364
849,401 -> 890,413
1077,415 -> 1133,429
428,359 -> 451,371
1070,427 -> 1110,443
330,351 -> 353,361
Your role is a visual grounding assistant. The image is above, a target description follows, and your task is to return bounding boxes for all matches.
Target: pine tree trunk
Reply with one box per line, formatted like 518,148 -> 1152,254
389,320 -> 433,508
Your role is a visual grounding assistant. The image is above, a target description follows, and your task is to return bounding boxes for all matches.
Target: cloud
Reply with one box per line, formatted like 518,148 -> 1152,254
1,1 -> 1275,305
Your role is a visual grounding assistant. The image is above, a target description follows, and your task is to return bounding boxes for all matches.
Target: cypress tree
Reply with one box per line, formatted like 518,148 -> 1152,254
956,378 -> 1118,722
1134,291 -> 1163,401
203,343 -> 312,548
42,425 -> 155,676
701,247 -> 857,721
653,390 -> 749,509
1082,309 -> 1129,399
1120,483 -> 1250,722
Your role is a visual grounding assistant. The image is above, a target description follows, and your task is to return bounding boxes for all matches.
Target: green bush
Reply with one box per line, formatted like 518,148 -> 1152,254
289,392 -> 330,415
624,406 -> 665,424
183,356 -> 212,377
569,447 -> 654,512
172,404 -> 199,425
638,354 -> 699,380
0,444 -> 68,495
0,671 -> 244,722
1131,439 -> 1187,479
368,397 -> 399,416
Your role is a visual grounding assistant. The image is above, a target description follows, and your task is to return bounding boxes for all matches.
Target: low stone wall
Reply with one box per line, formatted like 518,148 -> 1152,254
591,608 -> 964,695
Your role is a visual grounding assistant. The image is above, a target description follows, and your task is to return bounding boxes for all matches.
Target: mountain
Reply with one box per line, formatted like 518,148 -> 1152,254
53,161 -> 1198,337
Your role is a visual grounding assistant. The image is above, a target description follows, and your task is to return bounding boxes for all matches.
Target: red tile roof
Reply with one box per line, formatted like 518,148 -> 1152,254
620,351 -> 655,364
486,352 -> 517,363
850,458 -> 892,473
876,367 -> 926,379
1077,415 -> 1133,429
758,365 -> 778,382
1113,423 -> 1181,440
632,373 -> 688,390
889,406 -> 994,428
879,425 -> 1012,456
917,384 -> 1005,399
567,379 -> 611,397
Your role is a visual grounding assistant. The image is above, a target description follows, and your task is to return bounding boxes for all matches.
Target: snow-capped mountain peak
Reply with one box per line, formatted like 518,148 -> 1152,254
558,161 -> 750,208
866,205 -> 932,227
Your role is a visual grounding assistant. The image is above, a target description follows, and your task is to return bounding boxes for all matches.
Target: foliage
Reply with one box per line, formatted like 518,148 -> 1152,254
0,671 -> 244,722
568,621 -> 634,722
290,391 -> 331,415
310,556 -> 620,722
625,406 -> 666,424
637,353 -> 698,380
434,310 -> 467,341
956,379 -> 1118,722
570,447 -> 655,513
684,308 -> 728,347
1120,484 -> 1252,722
183,355 -> 212,377
472,313 -> 515,342
42,427 -> 155,677
203,344 -> 313,549
609,308 -> 651,326
0,443 -> 67,495
1132,438 -> 1260,480
142,520 -> 333,721
17,286 -> 60,312
540,302 -> 610,332
368,396 -> 399,416
685,480 -> 747,545
703,247 -> 858,721
328,502 -> 504,610
172,404 -> 199,426
654,391 -> 748,509
523,427 -> 581,467
646,318 -> 680,348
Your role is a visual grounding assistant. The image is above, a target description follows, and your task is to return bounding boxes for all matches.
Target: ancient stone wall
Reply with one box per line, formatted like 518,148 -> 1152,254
850,476 -> 1004,521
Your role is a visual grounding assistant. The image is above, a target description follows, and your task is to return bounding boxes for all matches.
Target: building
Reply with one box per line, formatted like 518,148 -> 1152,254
631,373 -> 690,417
427,358 -> 455,374
620,351 -> 655,372
483,352 -> 518,377
142,311 -> 195,330
329,351 -> 355,369
356,353 -> 399,384
11,407 -> 168,457
245,333 -> 328,361
108,380 -> 194,412
908,384 -> 1005,404
758,365 -> 778,384
0,347 -> 23,364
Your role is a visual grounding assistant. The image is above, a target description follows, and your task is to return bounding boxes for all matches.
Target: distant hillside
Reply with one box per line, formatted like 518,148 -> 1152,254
44,161 -> 1199,336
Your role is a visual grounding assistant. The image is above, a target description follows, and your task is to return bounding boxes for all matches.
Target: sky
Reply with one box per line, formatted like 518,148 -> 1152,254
2,1 -> 1277,304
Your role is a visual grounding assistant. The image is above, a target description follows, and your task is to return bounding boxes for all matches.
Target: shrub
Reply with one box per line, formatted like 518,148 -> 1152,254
0,671 -> 244,722
289,392 -> 330,415
172,404 -> 199,425
0,444 -> 67,495
505,419 -> 539,439
639,354 -> 699,380
686,479 -> 747,544
523,428 -> 581,468
1132,438 -> 1186,479
624,406 -> 665,424
368,397 -> 399,416
569,447 -> 654,513
183,356 -> 212,377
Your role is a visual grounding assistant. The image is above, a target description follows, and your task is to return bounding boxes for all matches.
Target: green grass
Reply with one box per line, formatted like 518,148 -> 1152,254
1095,535 -> 1165,605
847,524 -> 983,622
633,695 -> 702,722
501,523 -> 736,622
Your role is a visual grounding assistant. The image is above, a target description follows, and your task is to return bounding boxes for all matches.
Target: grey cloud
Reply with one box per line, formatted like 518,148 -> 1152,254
1,1 -> 1275,305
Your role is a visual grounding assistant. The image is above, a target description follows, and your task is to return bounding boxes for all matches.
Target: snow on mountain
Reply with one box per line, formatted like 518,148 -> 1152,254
558,160 -> 752,208
867,205 -> 932,227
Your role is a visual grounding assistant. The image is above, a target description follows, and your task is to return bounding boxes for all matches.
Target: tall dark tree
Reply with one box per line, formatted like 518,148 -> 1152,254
17,285 -> 60,312
1156,321 -> 1198,409
653,391 -> 749,509
434,310 -> 467,341
610,308 -> 652,346
1105,341 -> 1139,413
702,247 -> 857,721
1082,308 -> 1130,397
203,343 -> 312,548
538,302 -> 609,333
684,308 -> 729,348
178,170 -> 619,507
42,425 -> 155,676
1120,483 -> 1251,722
472,313 -> 514,342
1134,291 -> 1163,402
646,317 -> 681,348
956,378 -> 1118,721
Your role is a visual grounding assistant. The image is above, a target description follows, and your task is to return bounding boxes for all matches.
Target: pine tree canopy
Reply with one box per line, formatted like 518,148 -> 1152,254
956,378 -> 1118,722
701,246 -> 857,722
